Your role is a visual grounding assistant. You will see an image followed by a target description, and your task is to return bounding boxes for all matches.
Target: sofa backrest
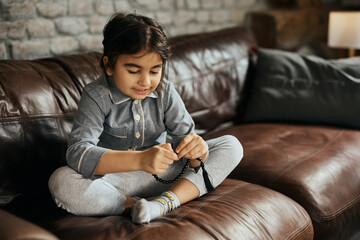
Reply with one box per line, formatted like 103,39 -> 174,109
0,26 -> 256,205
167,27 -> 256,133
0,53 -> 103,205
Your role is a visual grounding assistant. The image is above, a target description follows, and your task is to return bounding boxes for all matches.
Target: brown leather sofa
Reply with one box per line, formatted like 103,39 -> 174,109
0,26 -> 359,240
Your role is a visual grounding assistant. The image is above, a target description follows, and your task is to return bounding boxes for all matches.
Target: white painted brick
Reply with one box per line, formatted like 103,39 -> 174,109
211,10 -> 229,23
8,21 -> 26,39
236,0 -> 257,8
223,0 -> 235,8
186,0 -> 199,9
11,39 -> 50,59
114,0 -> 132,11
78,34 -> 102,51
51,37 -> 79,55
0,42 -> 7,59
176,0 -> 186,8
155,11 -> 173,25
36,1 -> 67,18
205,24 -> 224,32
27,19 -> 55,37
173,11 -> 195,25
196,11 -> 210,23
0,23 -> 9,39
135,0 -> 159,10
2,1 -> 36,20
231,10 -> 246,23
89,16 -> 108,34
159,0 -> 174,10
56,18 -> 88,35
169,25 -> 187,36
186,23 -> 204,34
132,9 -> 155,19
0,0 -> 270,60
201,0 -> 221,9
69,0 -> 93,16
95,0 -> 114,15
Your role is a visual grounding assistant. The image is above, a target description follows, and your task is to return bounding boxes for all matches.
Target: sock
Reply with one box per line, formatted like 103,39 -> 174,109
131,191 -> 180,224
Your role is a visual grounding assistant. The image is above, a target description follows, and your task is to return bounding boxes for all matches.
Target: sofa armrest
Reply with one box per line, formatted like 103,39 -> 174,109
0,209 -> 59,240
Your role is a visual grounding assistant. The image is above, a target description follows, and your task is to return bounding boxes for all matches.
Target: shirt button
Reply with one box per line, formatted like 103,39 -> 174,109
134,100 -> 139,104
135,114 -> 141,121
135,132 -> 141,139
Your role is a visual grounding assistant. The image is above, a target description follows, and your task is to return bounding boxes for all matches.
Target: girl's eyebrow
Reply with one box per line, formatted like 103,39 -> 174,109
124,63 -> 163,69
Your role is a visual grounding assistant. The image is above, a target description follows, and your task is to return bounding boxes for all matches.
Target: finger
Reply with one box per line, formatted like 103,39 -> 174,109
163,148 -> 180,161
161,157 -> 175,166
157,144 -> 179,160
154,168 -> 167,175
183,148 -> 204,160
177,135 -> 203,158
176,134 -> 195,155
160,143 -> 173,151
177,141 -> 198,159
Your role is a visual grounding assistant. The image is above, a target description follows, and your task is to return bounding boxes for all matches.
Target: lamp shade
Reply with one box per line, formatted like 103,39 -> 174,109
328,12 -> 360,49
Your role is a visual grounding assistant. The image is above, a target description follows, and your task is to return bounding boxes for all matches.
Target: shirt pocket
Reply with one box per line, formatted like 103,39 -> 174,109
99,126 -> 129,150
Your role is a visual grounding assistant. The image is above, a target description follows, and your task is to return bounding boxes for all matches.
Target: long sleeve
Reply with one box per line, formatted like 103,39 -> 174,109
163,82 -> 195,148
66,86 -> 108,178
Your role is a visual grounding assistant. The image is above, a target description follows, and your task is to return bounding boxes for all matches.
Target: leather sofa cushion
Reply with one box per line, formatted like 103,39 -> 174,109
242,48 -> 360,129
38,179 -> 312,240
205,123 -> 360,239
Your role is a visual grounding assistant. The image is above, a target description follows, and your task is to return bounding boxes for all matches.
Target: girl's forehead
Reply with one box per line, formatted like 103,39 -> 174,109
130,49 -> 161,59
117,50 -> 162,65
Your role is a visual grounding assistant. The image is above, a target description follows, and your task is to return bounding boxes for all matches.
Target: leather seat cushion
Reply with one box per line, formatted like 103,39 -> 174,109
34,179 -> 312,240
205,123 -> 360,239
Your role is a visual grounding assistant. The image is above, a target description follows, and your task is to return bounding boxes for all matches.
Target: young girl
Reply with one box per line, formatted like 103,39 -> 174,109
49,12 -> 243,224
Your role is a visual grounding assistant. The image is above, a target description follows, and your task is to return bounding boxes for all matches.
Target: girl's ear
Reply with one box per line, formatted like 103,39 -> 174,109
103,56 -> 113,76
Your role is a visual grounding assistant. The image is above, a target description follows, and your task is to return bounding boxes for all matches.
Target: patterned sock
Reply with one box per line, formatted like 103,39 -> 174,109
131,191 -> 180,224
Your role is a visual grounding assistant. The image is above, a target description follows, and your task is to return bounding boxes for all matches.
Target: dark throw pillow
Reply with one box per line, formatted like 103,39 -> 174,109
242,48 -> 360,129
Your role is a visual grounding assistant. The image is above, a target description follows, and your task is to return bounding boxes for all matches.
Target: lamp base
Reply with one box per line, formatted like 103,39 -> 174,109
349,48 -> 355,58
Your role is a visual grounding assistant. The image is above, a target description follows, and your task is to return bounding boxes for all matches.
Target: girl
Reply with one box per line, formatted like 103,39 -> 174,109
49,12 -> 243,224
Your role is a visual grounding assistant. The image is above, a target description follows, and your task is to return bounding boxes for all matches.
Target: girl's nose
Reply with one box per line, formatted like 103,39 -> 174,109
138,73 -> 151,86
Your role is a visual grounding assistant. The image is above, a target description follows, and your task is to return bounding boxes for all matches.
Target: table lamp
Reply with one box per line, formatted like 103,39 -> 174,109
328,11 -> 360,57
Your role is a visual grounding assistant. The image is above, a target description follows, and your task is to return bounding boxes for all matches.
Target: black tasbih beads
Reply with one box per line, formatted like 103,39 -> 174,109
152,158 -> 190,184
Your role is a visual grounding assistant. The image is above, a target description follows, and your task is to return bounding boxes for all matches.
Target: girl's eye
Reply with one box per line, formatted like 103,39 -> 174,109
128,70 -> 139,74
150,71 -> 159,75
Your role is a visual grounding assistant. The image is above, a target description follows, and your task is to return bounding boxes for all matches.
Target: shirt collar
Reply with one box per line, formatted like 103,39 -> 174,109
105,76 -> 158,104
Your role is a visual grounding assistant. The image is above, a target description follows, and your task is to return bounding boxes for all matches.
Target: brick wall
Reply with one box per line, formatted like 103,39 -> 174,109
0,0 -> 269,60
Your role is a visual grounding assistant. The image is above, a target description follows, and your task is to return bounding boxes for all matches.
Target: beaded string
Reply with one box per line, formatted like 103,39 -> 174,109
153,159 -> 190,184
152,158 -> 215,193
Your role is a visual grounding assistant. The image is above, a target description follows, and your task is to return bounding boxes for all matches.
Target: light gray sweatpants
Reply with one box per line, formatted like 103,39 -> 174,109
48,135 -> 243,216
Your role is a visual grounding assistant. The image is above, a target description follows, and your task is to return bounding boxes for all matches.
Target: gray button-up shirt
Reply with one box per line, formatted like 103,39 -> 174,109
66,76 -> 195,178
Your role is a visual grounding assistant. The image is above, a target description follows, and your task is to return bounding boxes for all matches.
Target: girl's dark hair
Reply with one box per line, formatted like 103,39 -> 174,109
101,12 -> 171,90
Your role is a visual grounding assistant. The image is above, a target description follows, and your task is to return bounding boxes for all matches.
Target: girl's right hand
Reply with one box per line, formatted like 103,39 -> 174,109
140,143 -> 179,174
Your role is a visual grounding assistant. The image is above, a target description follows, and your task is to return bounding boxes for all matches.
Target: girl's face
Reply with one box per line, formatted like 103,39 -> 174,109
104,50 -> 163,100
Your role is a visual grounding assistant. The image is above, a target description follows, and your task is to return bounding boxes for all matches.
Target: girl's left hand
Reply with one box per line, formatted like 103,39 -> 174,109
175,133 -> 209,165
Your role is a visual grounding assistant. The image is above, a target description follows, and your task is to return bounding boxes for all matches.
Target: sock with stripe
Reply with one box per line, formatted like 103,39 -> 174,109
131,191 -> 180,224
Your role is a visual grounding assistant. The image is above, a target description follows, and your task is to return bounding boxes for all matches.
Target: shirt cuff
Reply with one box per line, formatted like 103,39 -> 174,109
79,146 -> 108,178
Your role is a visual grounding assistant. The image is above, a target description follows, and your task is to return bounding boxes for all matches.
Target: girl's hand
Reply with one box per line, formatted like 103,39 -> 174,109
176,133 -> 209,167
140,143 -> 179,174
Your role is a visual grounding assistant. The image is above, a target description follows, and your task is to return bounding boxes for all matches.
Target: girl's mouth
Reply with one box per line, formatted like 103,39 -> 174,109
133,88 -> 149,95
